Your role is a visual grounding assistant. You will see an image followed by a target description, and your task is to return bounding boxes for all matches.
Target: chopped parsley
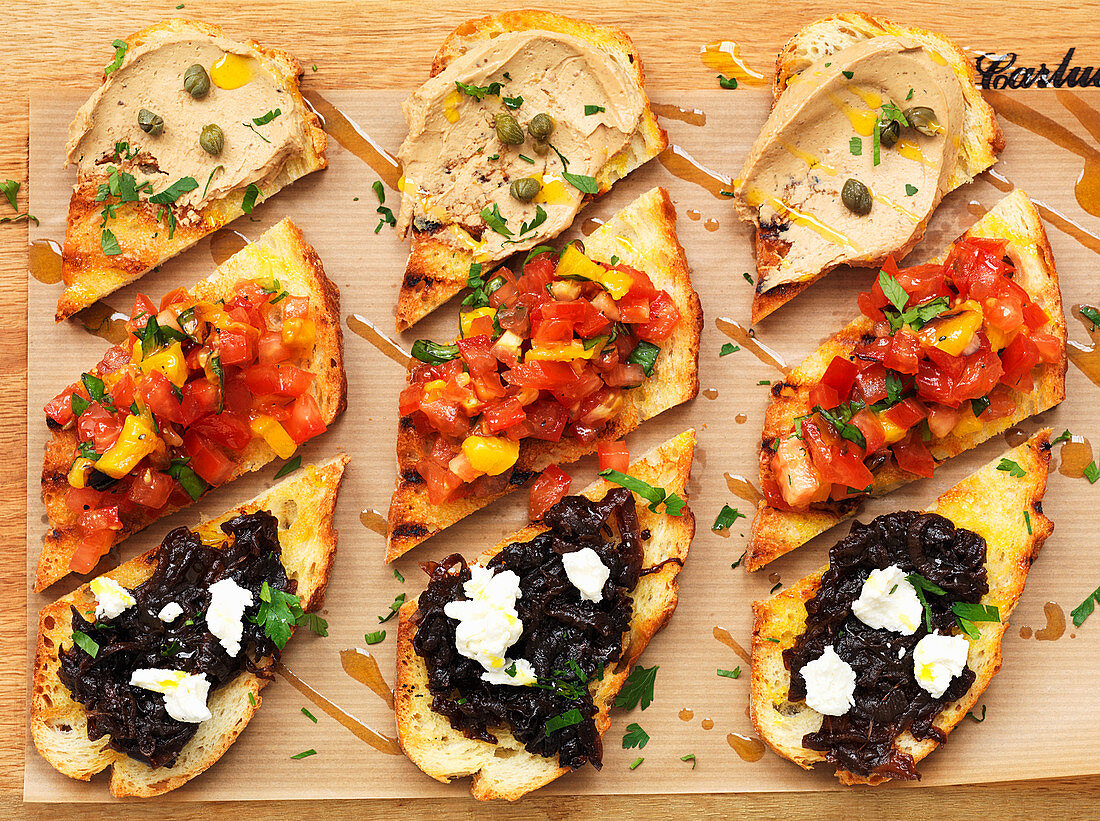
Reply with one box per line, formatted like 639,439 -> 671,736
712,505 -> 746,532
72,630 -> 99,658
1024,509 -> 1033,535
584,104 -> 606,115
622,722 -> 649,749
248,692 -> 256,706
1071,583 -> 1100,627
971,396 -> 991,417
598,469 -> 685,516
394,569 -> 405,583
454,79 -> 503,101
101,228 -> 122,256
842,69 -> 854,79
480,203 -> 513,236
877,269 -> 949,332
680,753 -> 697,768
907,88 -> 915,101
104,39 -> 128,76
251,581 -> 327,649
813,401 -> 867,449
1052,429 -> 1073,445
743,272 -> 754,285
905,184 -> 918,196
0,179 -> 18,210
273,456 -> 302,480
291,749 -> 317,760
502,205 -> 548,243
373,180 -> 396,233
1085,461 -> 1100,484
720,343 -> 740,356
770,581 -> 783,593
906,572 -> 947,631
952,601 -> 1001,640
518,153 -> 535,164
544,708 -> 584,735
1080,305 -> 1100,331
625,341 -> 660,377
717,74 -> 738,89
378,593 -> 406,623
614,664 -> 658,710
364,630 -> 386,645
849,137 -> 862,156
966,705 -> 987,723
502,94 -> 523,109
997,458 -> 1027,478
302,708 -> 318,722
149,176 -> 199,205
549,144 -> 598,194
717,667 -> 741,679
241,183 -> 262,214
758,380 -> 771,386
629,756 -> 644,770
252,108 -> 282,126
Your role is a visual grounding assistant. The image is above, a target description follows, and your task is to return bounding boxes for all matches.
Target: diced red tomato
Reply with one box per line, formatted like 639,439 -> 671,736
183,430 -> 235,486
529,465 -> 572,520
97,346 -> 132,375
505,361 -> 577,390
69,531 -> 116,575
214,329 -> 256,366
457,336 -> 498,379
243,364 -> 314,397
999,333 -> 1041,392
126,294 -> 157,335
258,330 -> 294,364
635,291 -> 680,342
45,385 -> 81,427
892,431 -> 936,478
1031,331 -> 1062,364
77,404 -> 124,453
853,364 -> 890,404
597,441 -> 630,473
772,436 -> 828,509
65,486 -> 103,515
111,372 -> 137,410
525,399 -> 569,441
850,409 -> 887,455
884,328 -> 922,375
482,397 -> 526,433
127,469 -> 174,509
282,295 -> 310,319
820,356 -> 859,401
78,505 -> 123,535
881,397 -> 927,431
602,363 -> 646,388
191,412 -> 252,452
159,287 -> 190,312
417,458 -> 464,505
138,370 -> 185,424
282,393 -> 328,444
398,384 -> 423,417
926,404 -> 963,438
801,418 -> 875,491
180,379 -> 221,426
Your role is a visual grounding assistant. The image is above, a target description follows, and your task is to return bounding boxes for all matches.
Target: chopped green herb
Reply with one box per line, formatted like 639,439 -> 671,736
544,708 -> 584,735
764,637 -> 780,643
393,569 -> 405,583
273,456 -> 302,480
241,183 -> 262,214
364,630 -> 386,645
1052,429 -> 1073,445
101,228 -> 122,256
717,667 -> 741,679
202,165 -> 225,200
585,104 -> 606,115
104,39 -> 128,76
1085,461 -> 1100,484
720,343 -> 740,356
253,582 -> 306,649
0,179 -> 18,210
302,708 -> 318,722
626,341 -> 660,377
598,469 -> 684,516
378,593 -> 406,624
849,137 -> 862,156
877,270 -> 949,332
952,601 -> 1000,640
149,176 -> 199,205
770,581 -> 783,593
719,190 -> 735,197
480,203 -> 513,236
0,212 -> 39,226
291,749 -> 317,760
1024,509 -> 1033,535
411,339 -> 460,365
758,380 -> 771,386
168,457 -> 207,501
842,70 -> 854,79
907,88 -> 915,101
629,756 -> 644,770
813,401 -> 867,449
455,80 -> 503,101
549,144 -> 599,194
502,94 -> 523,109
906,572 -> 947,631
518,153 -> 535,164
743,272 -> 754,285
717,74 -> 738,89
1080,305 -> 1100,331
971,396 -> 991,417
609,255 -> 619,265
253,108 -> 282,126
615,664 -> 658,710
680,753 -> 697,768
905,184 -> 918,196
72,630 -> 99,658
1071,584 -> 1100,627
248,692 -> 256,706
712,505 -> 746,532
622,722 -> 649,749
731,551 -> 746,570
966,705 -> 987,723
997,458 -> 1027,478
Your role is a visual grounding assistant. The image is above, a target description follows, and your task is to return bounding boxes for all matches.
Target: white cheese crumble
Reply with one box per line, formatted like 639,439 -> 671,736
913,632 -> 970,698
90,577 -> 136,620
443,564 -> 525,678
561,547 -> 610,602
157,602 -> 184,623
851,565 -> 923,635
801,645 -> 857,716
481,657 -> 538,687
206,577 -> 254,657
129,669 -> 212,723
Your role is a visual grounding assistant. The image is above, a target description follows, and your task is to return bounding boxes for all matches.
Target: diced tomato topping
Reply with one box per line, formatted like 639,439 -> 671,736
126,295 -> 157,335
127,469 -> 174,509
801,418 -> 875,491
138,370 -> 185,424
69,531 -> 117,575
926,404 -> 963,438
282,295 -> 310,319
597,441 -> 630,473
77,404 -> 124,453
45,385 -> 81,427
524,399 -> 569,442
214,329 -> 256,366
850,409 -> 887,455
283,393 -> 328,444
999,333 -> 1041,392
258,330 -> 294,364
636,291 -> 680,342
482,397 -> 526,433
183,430 -> 235,486
179,379 -> 221,426
892,430 -> 936,478
191,412 -> 253,452
78,505 -> 123,535
242,364 -> 314,397
529,465 -> 572,520
884,328 -> 922,375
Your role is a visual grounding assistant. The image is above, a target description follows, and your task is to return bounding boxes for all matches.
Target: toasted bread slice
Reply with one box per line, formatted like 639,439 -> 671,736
396,429 -> 695,800
32,455 -> 348,798
750,431 -> 1052,784
37,218 -> 347,591
57,18 -> 327,321
744,13 -> 1004,323
393,9 -> 667,331
746,189 -> 1065,571
387,186 -> 701,561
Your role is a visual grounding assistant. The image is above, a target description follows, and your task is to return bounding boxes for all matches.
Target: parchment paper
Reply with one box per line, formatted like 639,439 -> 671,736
25,89 -> 1100,801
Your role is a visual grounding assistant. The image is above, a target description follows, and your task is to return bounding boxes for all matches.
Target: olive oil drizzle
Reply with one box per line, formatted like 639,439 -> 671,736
651,102 -> 708,127
713,626 -> 751,663
658,145 -> 734,199
303,91 -> 402,190
360,508 -> 388,535
723,472 -> 763,506
726,731 -> 766,762
1035,602 -> 1066,641
29,238 -> 63,284
699,41 -> 769,87
73,302 -> 129,345
715,317 -> 789,373
346,314 -> 412,368
1068,304 -> 1100,387
340,648 -> 395,709
209,228 -> 249,266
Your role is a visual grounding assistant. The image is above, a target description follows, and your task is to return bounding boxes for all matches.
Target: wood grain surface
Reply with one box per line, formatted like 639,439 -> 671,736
5,1 -> 1099,817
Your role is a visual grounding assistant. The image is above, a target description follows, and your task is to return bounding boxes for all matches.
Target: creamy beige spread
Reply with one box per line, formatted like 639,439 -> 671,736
734,36 -> 965,293
396,30 -> 644,262
66,28 -> 309,212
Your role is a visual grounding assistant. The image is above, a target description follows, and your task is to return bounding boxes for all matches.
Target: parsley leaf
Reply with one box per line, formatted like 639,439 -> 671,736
622,722 -> 650,749
502,95 -> 523,110
252,581 -> 305,649
72,630 -> 99,658
951,601 -> 1000,640
1079,305 -> 1100,331
720,343 -> 740,356
967,705 -> 987,723
241,183 -> 262,214
717,667 -> 741,679
480,203 -> 513,236
104,39 -> 128,76
291,749 -> 316,759
364,630 -> 386,645
717,74 -> 738,89
842,69 -> 854,79
149,176 -> 199,205
454,80 -> 503,101
1085,461 -> 1100,484
167,457 -> 207,501
878,268 -> 910,313
997,458 -> 1027,478
378,593 -> 405,623
731,551 -> 746,570
101,228 -> 122,256
549,144 -> 599,194
273,456 -> 302,480
252,108 -> 282,126
394,569 -> 405,583
849,136 -> 862,156
544,708 -> 584,735
614,664 -> 658,710
681,753 -> 697,768
1071,584 -> 1100,627
712,505 -> 746,532
0,179 -> 18,210
598,469 -> 685,516
905,183 -> 918,196
813,401 -> 867,449
585,104 -> 606,115
411,339 -> 460,365
625,341 -> 660,377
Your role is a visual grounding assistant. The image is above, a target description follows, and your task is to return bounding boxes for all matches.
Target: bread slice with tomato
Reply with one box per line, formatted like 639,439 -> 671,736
751,431 -> 1052,783
32,455 -> 347,798
386,186 -> 701,561
57,18 -> 327,321
395,429 -> 695,800
37,218 -> 346,591
747,189 -> 1065,571
393,9 -> 667,331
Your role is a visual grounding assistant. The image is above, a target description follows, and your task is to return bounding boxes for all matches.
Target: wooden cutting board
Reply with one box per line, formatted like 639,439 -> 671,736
5,0 -> 1100,817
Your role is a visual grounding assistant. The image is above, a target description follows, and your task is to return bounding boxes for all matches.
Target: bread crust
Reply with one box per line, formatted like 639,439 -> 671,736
31,455 -> 348,797
57,18 -> 328,321
393,9 -> 668,331
395,429 -> 695,800
387,186 -> 701,561
38,218 -> 347,591
746,188 -> 1066,571
750,431 -> 1052,784
747,12 -> 1005,324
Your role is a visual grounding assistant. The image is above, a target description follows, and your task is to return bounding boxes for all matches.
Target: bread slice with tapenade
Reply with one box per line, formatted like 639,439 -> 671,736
395,429 -> 695,800
393,9 -> 667,331
739,12 -> 1004,324
750,431 -> 1052,784
57,18 -> 327,321
386,186 -> 701,561
746,188 -> 1065,571
37,218 -> 346,591
32,454 -> 347,798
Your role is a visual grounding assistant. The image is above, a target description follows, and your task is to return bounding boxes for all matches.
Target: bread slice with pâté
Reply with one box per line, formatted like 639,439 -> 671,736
395,429 -> 695,800
386,186 -> 701,561
57,18 -> 327,321
739,12 -> 1004,324
32,454 -> 347,798
393,9 -> 668,331
750,431 -> 1052,784
37,218 -> 346,591
746,188 -> 1065,572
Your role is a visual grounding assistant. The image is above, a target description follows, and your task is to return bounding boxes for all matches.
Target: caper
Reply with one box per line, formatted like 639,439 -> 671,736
878,117 -> 900,148
184,63 -> 211,99
509,177 -> 541,202
494,112 -> 525,145
527,112 -> 555,142
531,139 -> 550,156
841,178 -> 872,216
199,124 -> 224,155
904,106 -> 940,136
137,108 -> 164,136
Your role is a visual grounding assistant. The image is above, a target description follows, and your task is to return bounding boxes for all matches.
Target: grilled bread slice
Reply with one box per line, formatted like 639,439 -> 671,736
746,189 -> 1065,571
32,455 -> 348,798
38,218 -> 346,591
57,18 -> 327,321
750,431 -> 1052,784
396,429 -> 695,800
742,12 -> 1004,323
387,186 -> 701,561
393,9 -> 667,331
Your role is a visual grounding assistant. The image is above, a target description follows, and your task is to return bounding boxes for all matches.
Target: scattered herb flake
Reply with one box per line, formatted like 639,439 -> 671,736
72,631 -> 99,658
301,707 -> 318,722
966,705 -> 987,723
101,228 -> 122,256
150,176 -> 199,205
717,74 -> 738,89
849,136 -> 862,156
743,272 -> 754,285
273,455 -> 302,480
842,69 -> 854,79
1024,509 -> 1033,535
393,568 -> 405,583
731,551 -> 746,570
248,692 -> 256,706
905,183 -> 918,196
758,380 -> 771,385
364,630 -> 386,645
584,104 -> 606,115
378,593 -> 406,623
615,664 -> 658,711
480,203 -> 513,236
997,458 -> 1027,478
907,88 -> 915,100
764,637 -> 780,643
712,505 -> 746,532
1052,429 -> 1072,445
1085,461 -> 1100,484
717,667 -> 741,679
598,469 -> 684,516
1080,305 -> 1100,331
0,179 -> 18,210
681,753 -> 697,768
241,183 -> 262,214
1071,584 -> 1100,627
544,708 -> 584,735
720,343 -> 740,356
630,756 -> 644,770
291,749 -> 317,760
622,722 -> 650,749
104,39 -> 128,76
502,95 -> 523,109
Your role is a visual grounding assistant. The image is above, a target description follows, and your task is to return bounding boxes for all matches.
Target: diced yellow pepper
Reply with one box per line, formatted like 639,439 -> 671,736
131,340 -> 143,365
461,435 -> 520,476
555,245 -> 633,300
460,307 -> 497,338
421,379 -> 447,403
917,300 -> 983,357
140,342 -> 189,387
984,322 -> 1017,353
96,414 -> 160,479
525,341 -> 598,362
67,457 -> 96,489
251,415 -> 297,459
951,404 -> 985,439
282,317 -> 317,349
877,414 -> 909,446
